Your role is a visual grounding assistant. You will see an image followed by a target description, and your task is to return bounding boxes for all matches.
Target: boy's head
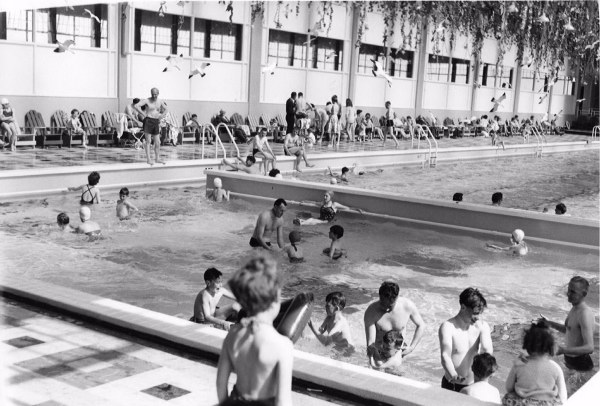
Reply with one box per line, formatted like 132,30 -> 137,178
329,225 -> 344,239
57,212 -> 69,227
191,113 -> 198,119
71,108 -> 79,117
119,187 -> 129,198
213,177 -> 223,188
289,231 -> 301,244
88,171 -> 100,186
471,353 -> 497,381
325,291 -> 346,312
204,267 -> 222,286
245,155 -> 256,166
453,192 -> 463,202
378,281 -> 399,311
382,329 -> 403,348
491,192 -> 503,205
132,97 -> 140,104
79,206 -> 91,222
459,287 -> 487,316
341,167 -> 349,175
555,202 -> 567,215
385,101 -> 391,108
228,256 -> 281,317
523,321 -> 555,356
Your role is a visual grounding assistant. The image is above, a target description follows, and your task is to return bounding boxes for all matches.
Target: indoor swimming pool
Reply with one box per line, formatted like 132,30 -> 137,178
0,186 -> 598,395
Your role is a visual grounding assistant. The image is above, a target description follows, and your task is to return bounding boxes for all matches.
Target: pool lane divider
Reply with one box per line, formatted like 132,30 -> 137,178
205,170 -> 600,251
0,275 -> 491,406
1,141 -> 597,200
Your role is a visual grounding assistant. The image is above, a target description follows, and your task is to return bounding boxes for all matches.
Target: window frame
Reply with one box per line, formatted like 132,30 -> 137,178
390,49 -> 414,79
33,5 -> 107,48
310,36 -> 343,71
450,57 -> 470,84
357,43 -> 384,74
426,54 -> 450,82
267,28 -> 307,68
0,10 -> 34,42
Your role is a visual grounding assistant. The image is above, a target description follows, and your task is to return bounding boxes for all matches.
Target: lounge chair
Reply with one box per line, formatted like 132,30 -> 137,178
230,113 -> 251,141
163,111 -> 182,145
80,110 -> 115,147
246,113 -> 266,137
25,110 -> 62,148
181,112 -> 198,144
51,110 -> 82,148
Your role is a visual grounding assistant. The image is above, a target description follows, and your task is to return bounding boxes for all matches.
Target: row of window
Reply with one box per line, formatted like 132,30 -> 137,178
521,69 -> 576,95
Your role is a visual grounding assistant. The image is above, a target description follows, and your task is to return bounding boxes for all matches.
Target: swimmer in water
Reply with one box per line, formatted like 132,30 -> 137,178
486,229 -> 528,256
56,212 -> 74,232
369,329 -> 405,370
208,177 -> 230,202
68,171 -> 101,205
284,231 -> 304,263
76,206 -> 101,235
327,164 -> 356,183
293,190 -> 363,226
116,187 -> 139,220
308,291 -> 354,349
323,225 -> 346,260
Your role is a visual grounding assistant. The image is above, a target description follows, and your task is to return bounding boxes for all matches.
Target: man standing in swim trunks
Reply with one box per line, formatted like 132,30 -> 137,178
134,87 -> 168,165
541,276 -> 594,371
364,282 -> 425,366
438,287 -> 493,392
250,198 -> 286,250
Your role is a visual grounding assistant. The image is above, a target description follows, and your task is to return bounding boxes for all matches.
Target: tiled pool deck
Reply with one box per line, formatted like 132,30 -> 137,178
0,133 -> 592,171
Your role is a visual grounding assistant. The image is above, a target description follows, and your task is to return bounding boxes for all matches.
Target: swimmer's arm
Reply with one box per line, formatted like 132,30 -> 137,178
276,222 -> 285,249
334,202 -> 364,214
364,308 -> 377,353
67,184 -> 83,192
220,288 -> 237,301
124,201 -> 138,212
486,243 -> 509,251
328,241 -> 335,259
479,321 -> 493,355
308,319 -> 331,345
255,215 -> 273,250
133,100 -> 148,117
216,335 -> 233,403
95,189 -> 101,204
505,364 -> 517,394
439,322 -> 461,381
558,309 -> 594,356
404,302 -> 425,356
201,292 -> 231,330
539,314 -> 567,333
158,100 -> 168,119
222,189 -> 230,201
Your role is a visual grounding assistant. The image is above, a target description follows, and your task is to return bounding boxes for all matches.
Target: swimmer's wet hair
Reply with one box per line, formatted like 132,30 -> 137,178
119,187 -> 129,196
472,353 -> 497,380
274,198 -> 287,207
57,212 -> 69,225
492,192 -> 503,204
228,256 -> 281,317
379,281 -> 399,300
555,202 -> 567,214
246,155 -> 256,164
330,225 -> 344,238
204,267 -> 222,282
341,167 -> 349,174
523,321 -> 555,356
325,291 -> 346,310
383,330 -> 403,346
453,192 -> 463,202
570,276 -> 589,292
459,287 -> 487,310
88,171 -> 100,186
268,169 -> 280,177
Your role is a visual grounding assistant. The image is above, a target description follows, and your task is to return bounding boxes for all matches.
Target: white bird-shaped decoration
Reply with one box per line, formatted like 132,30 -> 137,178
261,61 -> 277,75
326,51 -> 337,60
163,54 -> 183,72
158,1 -> 167,17
54,39 -> 75,53
564,19 -> 575,31
576,98 -> 586,103
370,59 -> 392,87
541,112 -> 548,122
490,92 -> 506,113
84,9 -> 101,24
538,93 -> 549,104
537,12 -> 550,23
508,2 -> 518,13
189,62 -> 211,78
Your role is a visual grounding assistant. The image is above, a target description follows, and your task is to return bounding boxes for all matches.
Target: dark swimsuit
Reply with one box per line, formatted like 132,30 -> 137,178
224,385 -> 276,406
564,354 -> 594,371
252,148 -> 260,156
143,117 -> 161,135
289,243 -> 304,263
249,237 -> 271,248
319,206 -> 336,222
80,185 -> 97,205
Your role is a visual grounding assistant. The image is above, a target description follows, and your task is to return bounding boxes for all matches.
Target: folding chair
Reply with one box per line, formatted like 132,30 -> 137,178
51,110 -> 83,148
80,111 -> 115,147
181,112 -> 198,144
9,111 -> 36,149
23,110 -> 60,148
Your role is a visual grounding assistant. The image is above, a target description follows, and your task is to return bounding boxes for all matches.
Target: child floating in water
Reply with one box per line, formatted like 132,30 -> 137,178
68,171 -> 101,205
56,212 -> 74,232
308,291 -> 354,349
293,190 -> 362,226
116,187 -> 139,220
208,177 -> 230,202
284,231 -> 304,263
216,256 -> 293,406
486,229 -> 528,256
368,329 -> 404,369
323,225 -> 346,260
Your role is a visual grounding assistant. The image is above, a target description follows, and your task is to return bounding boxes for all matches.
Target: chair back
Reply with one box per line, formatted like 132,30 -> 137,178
79,111 -> 98,129
102,111 -> 119,129
51,110 -> 70,130
164,111 -> 179,128
230,113 -> 244,126
183,112 -> 192,126
25,110 -> 46,129
276,113 -> 286,128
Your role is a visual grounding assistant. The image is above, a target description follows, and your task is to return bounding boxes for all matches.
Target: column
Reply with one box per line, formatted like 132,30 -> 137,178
247,11 -> 264,116
413,24 -> 429,117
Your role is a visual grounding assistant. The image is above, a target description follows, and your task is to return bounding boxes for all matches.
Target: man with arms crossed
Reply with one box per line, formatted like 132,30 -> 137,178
249,198 -> 287,250
439,287 -> 493,392
134,87 -> 168,165
364,281 -> 425,368
541,276 -> 594,371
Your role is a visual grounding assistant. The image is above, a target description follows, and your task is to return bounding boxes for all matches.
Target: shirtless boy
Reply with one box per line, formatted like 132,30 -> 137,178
134,87 -> 168,165
116,187 -> 139,220
249,198 -> 286,250
222,155 -> 260,175
193,267 -> 240,331
364,281 -> 425,364
208,177 -> 230,202
308,291 -> 354,349
438,287 -> 493,392
216,256 -> 293,405
541,276 -> 595,371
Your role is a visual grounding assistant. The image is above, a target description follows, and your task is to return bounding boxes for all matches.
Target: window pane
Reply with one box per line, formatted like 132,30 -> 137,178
427,54 -> 450,82
521,69 -> 535,91
210,20 -> 240,61
193,18 -> 206,56
268,30 -> 293,66
358,44 -> 383,74
391,50 -> 413,78
451,58 -> 470,84
36,6 -> 107,48
311,37 -> 341,71
35,9 -> 51,43
137,10 -> 172,54
176,16 -> 190,56
293,34 -> 306,68
2,10 -> 33,42
499,66 -> 513,88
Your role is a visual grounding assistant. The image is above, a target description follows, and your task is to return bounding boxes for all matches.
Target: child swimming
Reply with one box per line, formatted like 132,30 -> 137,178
208,177 -> 230,202
368,329 -> 404,369
487,229 -> 528,256
284,231 -> 304,263
116,187 -> 139,220
323,225 -> 346,260
68,171 -> 101,205
308,291 -> 354,349
56,212 -> 74,232
293,190 -> 362,226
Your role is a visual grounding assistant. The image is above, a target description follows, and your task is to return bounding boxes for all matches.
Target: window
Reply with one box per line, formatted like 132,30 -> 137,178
451,58 -> 470,84
310,37 -> 342,71
499,66 -> 513,88
135,9 -> 190,55
390,50 -> 413,78
521,69 -> 535,91
0,10 -> 34,42
358,44 -> 384,74
193,19 -> 206,57
554,75 -> 576,96
267,29 -> 307,67
209,20 -> 241,61
426,54 -> 450,82
480,63 -> 498,87
33,6 -> 107,47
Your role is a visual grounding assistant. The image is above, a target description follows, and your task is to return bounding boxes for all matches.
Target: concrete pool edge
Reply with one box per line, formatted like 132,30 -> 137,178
0,274 -> 493,406
1,141 -> 598,199
206,171 -> 600,250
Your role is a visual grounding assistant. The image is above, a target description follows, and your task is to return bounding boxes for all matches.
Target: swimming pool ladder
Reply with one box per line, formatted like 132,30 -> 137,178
200,123 -> 226,159
415,125 -> 438,168
592,125 -> 599,140
530,127 -> 544,158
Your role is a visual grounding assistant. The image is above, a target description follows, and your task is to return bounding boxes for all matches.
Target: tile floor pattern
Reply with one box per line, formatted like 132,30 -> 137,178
0,133 -> 591,171
0,299 -> 342,406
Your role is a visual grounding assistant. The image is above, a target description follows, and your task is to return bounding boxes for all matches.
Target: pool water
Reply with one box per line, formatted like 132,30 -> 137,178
297,150 -> 600,220
0,187 -> 598,395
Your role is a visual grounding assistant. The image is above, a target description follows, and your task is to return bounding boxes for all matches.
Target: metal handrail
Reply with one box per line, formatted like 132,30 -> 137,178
592,125 -> 599,139
201,123 -> 226,160
529,126 -> 543,157
215,123 -> 240,158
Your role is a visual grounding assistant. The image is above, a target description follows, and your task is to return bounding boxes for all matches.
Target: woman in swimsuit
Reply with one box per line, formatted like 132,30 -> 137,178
250,128 -> 276,175
283,129 -> 313,172
293,190 -> 361,226
0,98 -> 21,151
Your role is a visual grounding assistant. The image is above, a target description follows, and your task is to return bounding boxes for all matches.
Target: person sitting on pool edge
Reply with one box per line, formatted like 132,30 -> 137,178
76,206 -> 101,235
308,291 -> 354,350
284,231 -> 304,263
192,267 -> 240,331
221,155 -> 260,175
57,212 -> 74,232
486,229 -> 528,256
250,198 -> 287,250
323,225 -> 346,260
293,190 -> 362,226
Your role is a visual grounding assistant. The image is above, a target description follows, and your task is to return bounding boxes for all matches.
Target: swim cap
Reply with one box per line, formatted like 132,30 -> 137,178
79,206 -> 91,221
213,177 -> 222,188
330,178 -> 337,184
0,98 -> 8,105
289,231 -> 301,244
512,229 -> 525,243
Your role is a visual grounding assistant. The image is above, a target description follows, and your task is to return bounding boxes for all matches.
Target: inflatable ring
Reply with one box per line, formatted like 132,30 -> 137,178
275,293 -> 314,343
